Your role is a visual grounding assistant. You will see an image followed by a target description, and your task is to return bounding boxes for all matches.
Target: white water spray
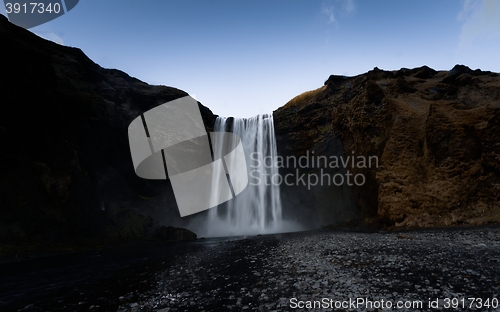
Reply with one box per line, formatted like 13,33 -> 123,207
198,114 -> 294,237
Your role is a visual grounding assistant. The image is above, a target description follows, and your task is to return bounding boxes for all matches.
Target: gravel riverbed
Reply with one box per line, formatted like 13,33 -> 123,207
117,226 -> 500,312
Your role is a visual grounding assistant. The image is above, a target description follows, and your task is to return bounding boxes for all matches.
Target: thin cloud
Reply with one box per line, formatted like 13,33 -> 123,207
457,0 -> 500,48
321,4 -> 336,24
458,0 -> 480,21
35,31 -> 64,45
343,0 -> 356,14
321,0 -> 356,24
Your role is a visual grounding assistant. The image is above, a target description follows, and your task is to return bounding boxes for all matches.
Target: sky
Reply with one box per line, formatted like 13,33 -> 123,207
2,0 -> 500,117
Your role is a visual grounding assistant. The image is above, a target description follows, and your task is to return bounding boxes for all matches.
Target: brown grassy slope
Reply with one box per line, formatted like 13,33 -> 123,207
274,65 -> 500,229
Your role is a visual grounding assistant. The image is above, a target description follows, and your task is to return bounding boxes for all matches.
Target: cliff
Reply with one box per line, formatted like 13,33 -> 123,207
0,15 -> 212,254
274,65 -> 500,229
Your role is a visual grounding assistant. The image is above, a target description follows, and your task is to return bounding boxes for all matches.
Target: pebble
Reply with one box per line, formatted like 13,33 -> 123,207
117,227 -> 500,311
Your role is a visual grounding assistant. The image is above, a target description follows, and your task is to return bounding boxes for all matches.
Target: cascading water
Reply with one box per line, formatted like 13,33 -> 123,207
200,114 -> 286,237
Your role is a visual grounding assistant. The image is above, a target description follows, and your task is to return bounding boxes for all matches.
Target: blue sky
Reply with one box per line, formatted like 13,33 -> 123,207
2,0 -> 499,117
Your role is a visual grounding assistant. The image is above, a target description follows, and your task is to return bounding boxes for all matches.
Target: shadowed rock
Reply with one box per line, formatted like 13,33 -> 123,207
0,15 -> 215,254
274,64 -> 500,229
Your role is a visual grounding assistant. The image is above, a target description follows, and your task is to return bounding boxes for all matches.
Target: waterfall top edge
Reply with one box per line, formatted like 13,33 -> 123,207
216,113 -> 274,121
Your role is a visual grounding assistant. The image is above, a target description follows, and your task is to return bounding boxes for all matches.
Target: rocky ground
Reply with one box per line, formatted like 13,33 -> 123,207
117,226 -> 500,312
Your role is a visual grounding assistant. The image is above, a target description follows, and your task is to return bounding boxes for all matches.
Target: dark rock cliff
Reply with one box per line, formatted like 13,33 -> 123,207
274,65 -> 500,229
0,15 -> 214,254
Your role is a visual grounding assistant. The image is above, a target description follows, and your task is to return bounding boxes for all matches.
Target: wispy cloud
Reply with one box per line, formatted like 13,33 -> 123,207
343,0 -> 356,14
34,31 -> 64,45
457,0 -> 500,48
321,4 -> 336,24
321,0 -> 356,24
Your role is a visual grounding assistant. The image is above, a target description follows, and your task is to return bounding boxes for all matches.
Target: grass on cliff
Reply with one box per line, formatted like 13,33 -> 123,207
284,86 -> 326,110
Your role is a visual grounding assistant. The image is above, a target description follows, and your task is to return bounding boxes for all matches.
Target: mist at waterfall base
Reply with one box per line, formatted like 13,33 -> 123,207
187,115 -> 305,238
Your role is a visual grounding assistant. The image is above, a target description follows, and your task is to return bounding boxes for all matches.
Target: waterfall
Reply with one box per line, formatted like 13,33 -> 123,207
201,114 -> 285,237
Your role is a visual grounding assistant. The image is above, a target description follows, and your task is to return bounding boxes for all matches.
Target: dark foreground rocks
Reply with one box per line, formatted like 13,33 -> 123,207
117,226 -> 500,312
155,226 -> 197,242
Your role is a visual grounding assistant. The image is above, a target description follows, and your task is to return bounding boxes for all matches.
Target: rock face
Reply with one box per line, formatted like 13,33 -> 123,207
155,226 -> 197,242
274,65 -> 500,229
0,15 -> 209,253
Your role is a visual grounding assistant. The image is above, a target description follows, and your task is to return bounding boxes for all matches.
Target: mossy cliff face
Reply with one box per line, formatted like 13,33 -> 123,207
274,65 -> 500,229
0,16 -> 209,253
